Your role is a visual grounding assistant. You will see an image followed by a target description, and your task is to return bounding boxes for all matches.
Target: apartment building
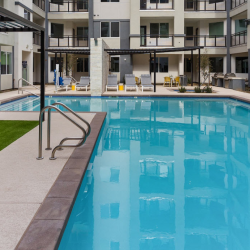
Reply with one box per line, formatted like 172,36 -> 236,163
0,0 -> 249,90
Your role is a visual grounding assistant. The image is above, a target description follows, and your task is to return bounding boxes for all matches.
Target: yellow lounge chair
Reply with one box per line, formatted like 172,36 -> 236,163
164,77 -> 171,87
174,76 -> 180,86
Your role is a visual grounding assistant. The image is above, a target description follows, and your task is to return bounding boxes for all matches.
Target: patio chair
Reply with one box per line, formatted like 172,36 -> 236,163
59,78 -> 71,91
106,75 -> 118,92
174,76 -> 180,87
76,76 -> 90,91
163,77 -> 171,87
141,74 -> 153,92
125,74 -> 138,92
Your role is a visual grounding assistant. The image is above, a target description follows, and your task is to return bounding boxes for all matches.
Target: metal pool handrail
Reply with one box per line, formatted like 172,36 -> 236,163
37,104 -> 91,160
18,78 -> 40,94
46,102 -> 91,151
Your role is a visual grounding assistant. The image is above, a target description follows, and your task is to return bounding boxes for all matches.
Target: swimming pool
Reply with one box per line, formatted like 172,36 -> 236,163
1,97 -> 250,250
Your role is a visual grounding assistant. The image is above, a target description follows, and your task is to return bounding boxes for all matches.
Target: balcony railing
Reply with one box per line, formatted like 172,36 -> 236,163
184,35 -> 226,47
137,34 -> 174,47
184,0 -> 226,11
140,0 -> 174,10
49,1 -> 88,12
231,0 -> 247,9
33,33 -> 41,46
33,0 -> 45,10
231,31 -> 247,46
49,36 -> 88,47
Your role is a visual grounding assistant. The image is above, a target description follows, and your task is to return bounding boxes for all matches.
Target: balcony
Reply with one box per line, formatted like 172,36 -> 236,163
184,0 -> 226,11
140,0 -> 174,10
49,36 -> 88,47
231,31 -> 247,46
184,35 -> 226,47
33,0 -> 45,10
137,34 -> 174,47
49,1 -> 88,12
231,0 -> 247,9
33,33 -> 41,46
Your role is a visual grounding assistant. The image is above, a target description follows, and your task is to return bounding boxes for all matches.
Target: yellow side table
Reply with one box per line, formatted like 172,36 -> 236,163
72,84 -> 76,91
119,84 -> 124,91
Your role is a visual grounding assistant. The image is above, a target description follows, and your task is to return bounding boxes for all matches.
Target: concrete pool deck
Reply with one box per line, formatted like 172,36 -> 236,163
0,111 -> 106,250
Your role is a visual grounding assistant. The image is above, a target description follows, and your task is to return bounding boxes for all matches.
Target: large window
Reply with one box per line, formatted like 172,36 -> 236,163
50,57 -> 63,72
51,23 -> 64,38
51,0 -> 63,4
150,57 -> 168,72
77,58 -> 84,72
210,57 -> 223,72
150,23 -> 169,38
236,57 -> 248,73
111,57 -> 119,72
101,0 -> 119,2
150,0 -> 169,2
184,58 -> 192,72
101,22 -> 119,37
209,22 -> 224,37
1,51 -> 12,75
77,27 -> 88,40
24,9 -> 30,20
84,58 -> 89,72
235,19 -> 247,33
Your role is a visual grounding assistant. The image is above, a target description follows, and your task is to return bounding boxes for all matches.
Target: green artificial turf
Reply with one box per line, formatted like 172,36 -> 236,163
0,120 -> 39,151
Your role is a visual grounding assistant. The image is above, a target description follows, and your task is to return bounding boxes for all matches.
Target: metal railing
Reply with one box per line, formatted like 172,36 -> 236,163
33,0 -> 45,10
231,31 -> 247,46
49,35 -> 88,47
140,0 -> 174,10
137,34 -> 174,47
231,0 -> 247,9
184,0 -> 226,11
37,102 -> 91,160
49,1 -> 88,12
18,78 -> 40,94
33,32 -> 41,46
184,35 -> 226,47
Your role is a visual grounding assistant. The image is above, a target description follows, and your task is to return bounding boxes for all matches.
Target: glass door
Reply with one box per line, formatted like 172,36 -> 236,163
140,26 -> 146,46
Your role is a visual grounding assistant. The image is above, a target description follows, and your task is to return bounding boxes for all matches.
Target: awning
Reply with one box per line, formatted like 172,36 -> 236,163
45,48 -> 90,55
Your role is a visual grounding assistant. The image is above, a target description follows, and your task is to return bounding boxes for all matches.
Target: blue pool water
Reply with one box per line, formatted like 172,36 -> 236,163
1,97 -> 250,250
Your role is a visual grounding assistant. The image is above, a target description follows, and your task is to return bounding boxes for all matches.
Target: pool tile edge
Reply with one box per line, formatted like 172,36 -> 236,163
14,112 -> 107,250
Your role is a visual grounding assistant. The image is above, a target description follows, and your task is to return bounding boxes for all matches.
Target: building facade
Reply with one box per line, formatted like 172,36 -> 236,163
0,0 -> 249,91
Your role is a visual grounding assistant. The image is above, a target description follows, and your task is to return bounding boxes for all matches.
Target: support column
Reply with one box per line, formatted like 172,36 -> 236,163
45,0 -> 49,83
60,52 -> 62,77
248,49 -> 250,87
149,53 -> 152,76
40,30 -> 45,114
199,49 -> 201,87
226,0 -> 231,73
191,50 -> 193,86
154,50 -> 156,92
66,53 -> 68,76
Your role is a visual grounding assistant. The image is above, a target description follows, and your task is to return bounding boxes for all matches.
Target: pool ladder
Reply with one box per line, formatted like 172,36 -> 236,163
36,102 -> 91,160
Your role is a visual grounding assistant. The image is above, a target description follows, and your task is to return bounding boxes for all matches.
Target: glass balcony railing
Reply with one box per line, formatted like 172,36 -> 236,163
231,31 -> 247,46
231,0 -> 247,9
49,1 -> 88,12
33,0 -> 45,11
49,35 -> 89,47
184,0 -> 226,11
140,0 -> 174,10
184,35 -> 227,47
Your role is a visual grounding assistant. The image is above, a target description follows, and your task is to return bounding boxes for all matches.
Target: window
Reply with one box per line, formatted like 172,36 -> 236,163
1,51 -> 12,75
77,27 -> 88,40
209,22 -> 224,37
51,23 -> 64,38
184,58 -> 192,72
84,58 -> 89,72
235,19 -> 247,33
236,57 -> 248,73
77,58 -> 84,72
150,23 -> 169,38
150,57 -> 168,72
50,57 -> 63,72
101,0 -> 119,2
210,57 -> 223,72
24,9 -> 30,20
186,27 -> 193,40
111,57 -> 119,72
51,0 -> 63,4
150,0 -> 169,2
101,22 -> 119,37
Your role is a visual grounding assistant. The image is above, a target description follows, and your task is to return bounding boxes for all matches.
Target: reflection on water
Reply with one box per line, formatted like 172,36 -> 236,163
10,97 -> 249,250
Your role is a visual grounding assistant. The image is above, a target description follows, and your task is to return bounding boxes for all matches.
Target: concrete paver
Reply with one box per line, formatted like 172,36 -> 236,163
0,111 -> 95,250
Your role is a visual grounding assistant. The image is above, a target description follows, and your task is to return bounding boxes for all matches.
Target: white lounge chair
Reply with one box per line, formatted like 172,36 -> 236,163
76,76 -> 90,91
106,75 -> 118,92
141,74 -> 153,92
125,74 -> 138,92
59,78 -> 71,91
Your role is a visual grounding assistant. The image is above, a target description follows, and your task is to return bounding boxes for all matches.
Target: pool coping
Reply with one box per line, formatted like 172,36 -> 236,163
14,111 -> 107,250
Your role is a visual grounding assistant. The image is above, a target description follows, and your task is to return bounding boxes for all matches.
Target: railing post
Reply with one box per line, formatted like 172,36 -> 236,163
68,36 -> 69,47
46,109 -> 52,150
